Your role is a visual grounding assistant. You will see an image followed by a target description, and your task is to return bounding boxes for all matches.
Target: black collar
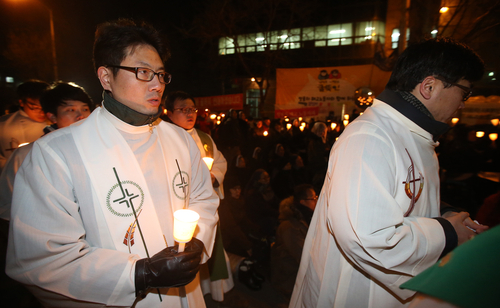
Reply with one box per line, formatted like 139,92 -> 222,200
377,89 -> 449,141
102,91 -> 162,126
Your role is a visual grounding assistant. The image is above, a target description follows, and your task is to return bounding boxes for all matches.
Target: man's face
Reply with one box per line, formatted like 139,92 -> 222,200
229,186 -> 241,199
103,44 -> 165,115
168,98 -> 197,130
300,188 -> 318,211
48,100 -> 91,128
20,98 -> 46,122
428,78 -> 471,123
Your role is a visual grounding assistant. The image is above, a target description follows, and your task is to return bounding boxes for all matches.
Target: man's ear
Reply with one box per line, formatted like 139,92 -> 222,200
418,76 -> 437,100
97,66 -> 112,91
46,112 -> 57,124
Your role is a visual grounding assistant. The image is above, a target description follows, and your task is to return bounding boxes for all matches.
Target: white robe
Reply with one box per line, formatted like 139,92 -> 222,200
290,99 -> 446,308
0,110 -> 46,172
6,106 -> 219,308
187,129 -> 234,302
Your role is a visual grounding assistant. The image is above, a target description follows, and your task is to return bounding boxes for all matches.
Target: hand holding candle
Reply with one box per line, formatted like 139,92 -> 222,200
202,157 -> 214,170
174,209 -> 200,252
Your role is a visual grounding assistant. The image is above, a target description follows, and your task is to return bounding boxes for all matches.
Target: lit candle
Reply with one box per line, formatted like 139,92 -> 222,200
202,157 -> 214,170
263,131 -> 269,136
489,133 -> 498,141
286,123 -> 292,130
451,118 -> 459,125
343,120 -> 349,126
476,131 -> 485,138
331,123 -> 337,130
173,209 -> 200,252
344,114 -> 349,120
491,118 -> 499,126
299,126 -> 304,132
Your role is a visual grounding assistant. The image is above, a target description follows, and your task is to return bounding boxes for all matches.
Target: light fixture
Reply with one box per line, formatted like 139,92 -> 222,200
210,114 -> 217,120
251,77 -> 256,82
488,72 -> 494,76
491,118 -> 499,126
440,7 -> 449,13
489,133 -> 498,141
451,118 -> 459,125
263,131 -> 269,136
431,30 -> 438,34
476,131 -> 485,138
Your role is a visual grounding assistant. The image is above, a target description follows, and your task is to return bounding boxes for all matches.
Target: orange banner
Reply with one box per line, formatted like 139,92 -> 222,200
275,65 -> 391,119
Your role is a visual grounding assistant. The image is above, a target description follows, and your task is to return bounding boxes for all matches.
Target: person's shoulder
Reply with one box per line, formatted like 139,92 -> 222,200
0,111 -> 18,123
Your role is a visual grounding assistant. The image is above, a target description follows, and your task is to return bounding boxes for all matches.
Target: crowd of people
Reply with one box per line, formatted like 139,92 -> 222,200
0,18 -> 499,308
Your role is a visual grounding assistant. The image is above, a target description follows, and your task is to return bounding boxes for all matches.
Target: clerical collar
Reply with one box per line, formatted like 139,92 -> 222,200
102,90 -> 162,126
377,89 -> 449,141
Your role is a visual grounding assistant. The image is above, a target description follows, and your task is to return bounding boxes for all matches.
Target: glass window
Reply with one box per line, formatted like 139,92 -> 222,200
219,37 -> 226,49
246,46 -> 256,52
246,33 -> 257,46
302,27 -> 314,41
391,28 -> 400,49
354,21 -> 376,43
327,23 -> 352,46
226,48 -> 235,55
237,35 -> 246,47
315,25 -> 327,40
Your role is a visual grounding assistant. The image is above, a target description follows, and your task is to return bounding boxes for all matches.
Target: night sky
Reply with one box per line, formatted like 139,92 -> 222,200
1,0 -> 208,104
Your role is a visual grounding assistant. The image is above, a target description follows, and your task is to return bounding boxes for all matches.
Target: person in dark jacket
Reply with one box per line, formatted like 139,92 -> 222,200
271,184 -> 317,301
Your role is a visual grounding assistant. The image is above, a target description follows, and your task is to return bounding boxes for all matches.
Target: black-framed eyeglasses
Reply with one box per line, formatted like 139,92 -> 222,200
174,107 -> 198,114
106,65 -> 172,84
435,76 -> 472,102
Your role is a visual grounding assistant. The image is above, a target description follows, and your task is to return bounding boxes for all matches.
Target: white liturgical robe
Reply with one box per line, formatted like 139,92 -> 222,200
290,99 -> 446,308
6,106 -> 219,308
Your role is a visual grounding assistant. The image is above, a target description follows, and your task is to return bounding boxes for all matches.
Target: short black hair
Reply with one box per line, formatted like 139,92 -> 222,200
40,82 -> 94,115
93,19 -> 170,76
16,80 -> 50,103
386,37 -> 484,91
164,91 -> 195,111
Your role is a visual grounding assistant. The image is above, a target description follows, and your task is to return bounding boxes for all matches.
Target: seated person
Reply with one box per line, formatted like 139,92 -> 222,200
271,184 -> 317,300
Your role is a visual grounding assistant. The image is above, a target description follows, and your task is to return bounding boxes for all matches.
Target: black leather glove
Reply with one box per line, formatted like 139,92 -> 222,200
135,237 -> 204,297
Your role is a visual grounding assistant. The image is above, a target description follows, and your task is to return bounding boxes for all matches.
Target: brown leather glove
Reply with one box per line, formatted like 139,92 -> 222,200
134,237 -> 204,297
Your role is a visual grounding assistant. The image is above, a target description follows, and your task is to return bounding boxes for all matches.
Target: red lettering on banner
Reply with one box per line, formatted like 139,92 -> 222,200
194,94 -> 244,111
274,107 -> 320,118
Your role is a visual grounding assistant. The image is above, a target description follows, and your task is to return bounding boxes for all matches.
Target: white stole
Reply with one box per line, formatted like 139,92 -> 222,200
70,107 -> 191,258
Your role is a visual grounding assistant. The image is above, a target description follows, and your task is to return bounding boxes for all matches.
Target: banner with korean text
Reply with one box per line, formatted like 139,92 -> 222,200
275,65 -> 391,120
194,93 -> 243,111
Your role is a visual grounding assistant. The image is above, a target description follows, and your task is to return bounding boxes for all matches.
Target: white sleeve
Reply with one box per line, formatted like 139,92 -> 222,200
209,135 -> 227,199
6,141 -> 137,306
327,129 -> 444,297
186,136 -> 220,263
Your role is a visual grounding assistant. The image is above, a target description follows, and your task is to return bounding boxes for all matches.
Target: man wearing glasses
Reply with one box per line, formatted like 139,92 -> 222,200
290,38 -> 488,308
7,20 -> 219,307
0,80 -> 49,172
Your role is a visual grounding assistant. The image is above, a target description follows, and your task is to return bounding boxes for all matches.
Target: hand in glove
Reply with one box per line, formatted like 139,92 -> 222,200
135,237 -> 204,297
